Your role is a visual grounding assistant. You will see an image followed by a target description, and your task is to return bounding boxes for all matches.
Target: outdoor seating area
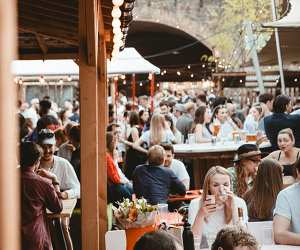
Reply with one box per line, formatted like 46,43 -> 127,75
1,0 -> 300,250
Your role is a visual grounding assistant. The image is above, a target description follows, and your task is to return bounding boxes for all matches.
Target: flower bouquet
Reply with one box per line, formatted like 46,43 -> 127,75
113,197 -> 157,229
113,198 -> 158,250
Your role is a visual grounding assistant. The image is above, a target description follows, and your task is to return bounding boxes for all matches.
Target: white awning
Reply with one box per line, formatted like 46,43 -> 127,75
263,0 -> 300,28
107,47 -> 160,75
12,60 -> 79,76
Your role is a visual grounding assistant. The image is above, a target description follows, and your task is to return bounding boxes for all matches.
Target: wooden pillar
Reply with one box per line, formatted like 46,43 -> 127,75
132,73 -> 136,104
79,0 -> 106,249
97,17 -> 107,250
0,0 -> 19,250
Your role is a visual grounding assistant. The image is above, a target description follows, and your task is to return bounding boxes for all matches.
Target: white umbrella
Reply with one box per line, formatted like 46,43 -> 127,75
107,47 -> 160,75
12,59 -> 79,76
263,0 -> 300,28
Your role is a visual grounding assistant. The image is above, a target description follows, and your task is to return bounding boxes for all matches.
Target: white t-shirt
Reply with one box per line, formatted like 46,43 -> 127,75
140,129 -> 176,147
274,182 -> 300,233
170,159 -> 190,189
188,196 -> 248,247
50,155 -> 81,199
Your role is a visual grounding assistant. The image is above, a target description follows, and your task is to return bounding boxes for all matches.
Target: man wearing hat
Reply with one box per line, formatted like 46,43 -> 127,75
37,129 -> 80,200
227,144 -> 262,197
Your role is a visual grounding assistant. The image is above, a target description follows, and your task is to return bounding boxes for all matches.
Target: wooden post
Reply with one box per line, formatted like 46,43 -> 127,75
132,73 -> 136,104
79,0 -> 104,249
97,2 -> 108,249
0,0 -> 20,250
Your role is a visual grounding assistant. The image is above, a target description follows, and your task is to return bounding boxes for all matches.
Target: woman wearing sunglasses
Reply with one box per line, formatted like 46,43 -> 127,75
227,144 -> 262,197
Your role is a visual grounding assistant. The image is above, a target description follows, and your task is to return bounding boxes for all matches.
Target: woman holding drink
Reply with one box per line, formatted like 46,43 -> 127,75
210,105 -> 239,139
188,166 -> 248,249
190,106 -> 212,143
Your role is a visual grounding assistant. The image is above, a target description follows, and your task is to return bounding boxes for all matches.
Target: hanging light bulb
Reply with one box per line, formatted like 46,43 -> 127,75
139,82 -> 143,86
294,78 -> 298,82
111,6 -> 121,18
112,0 -> 124,7
39,76 -> 45,84
121,75 -> 126,80
18,78 -> 23,85
148,73 -> 153,80
177,71 -> 181,76
202,64 -> 205,68
123,80 -> 126,85
191,74 -> 194,78
187,65 -> 191,69
164,70 -> 167,74
112,18 -> 121,28
239,79 -> 243,83
157,83 -> 160,87
114,76 -> 119,81
59,79 -> 64,84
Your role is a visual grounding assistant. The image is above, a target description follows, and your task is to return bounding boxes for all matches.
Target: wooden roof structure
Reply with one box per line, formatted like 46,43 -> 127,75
18,0 -> 134,59
0,0 -> 135,249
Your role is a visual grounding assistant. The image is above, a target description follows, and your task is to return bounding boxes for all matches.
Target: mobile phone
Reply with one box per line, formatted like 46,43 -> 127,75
206,195 -> 215,205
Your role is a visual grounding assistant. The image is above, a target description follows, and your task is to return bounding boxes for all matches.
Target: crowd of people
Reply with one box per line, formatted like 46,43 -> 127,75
17,88 -> 300,249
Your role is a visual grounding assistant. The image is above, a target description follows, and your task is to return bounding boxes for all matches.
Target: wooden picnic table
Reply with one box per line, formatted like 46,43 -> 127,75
47,199 -> 77,250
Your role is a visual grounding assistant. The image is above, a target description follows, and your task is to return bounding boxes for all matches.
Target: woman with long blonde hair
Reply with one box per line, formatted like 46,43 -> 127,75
243,158 -> 283,221
188,166 -> 248,248
134,113 -> 176,152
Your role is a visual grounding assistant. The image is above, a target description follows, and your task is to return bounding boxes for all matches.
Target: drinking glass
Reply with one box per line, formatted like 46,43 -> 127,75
194,236 -> 201,250
212,123 -> 220,137
157,203 -> 168,223
188,133 -> 195,144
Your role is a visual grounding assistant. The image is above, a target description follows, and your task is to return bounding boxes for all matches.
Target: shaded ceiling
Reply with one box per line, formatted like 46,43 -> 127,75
18,0 -> 134,59
126,21 -> 213,82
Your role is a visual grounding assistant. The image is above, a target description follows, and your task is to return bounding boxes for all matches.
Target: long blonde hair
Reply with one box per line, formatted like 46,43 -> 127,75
202,166 -> 233,224
149,113 -> 166,145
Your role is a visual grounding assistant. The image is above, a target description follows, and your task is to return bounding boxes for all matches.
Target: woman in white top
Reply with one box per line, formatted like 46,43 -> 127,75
210,105 -> 238,139
188,166 -> 248,248
190,106 -> 212,143
243,103 -> 263,134
134,113 -> 176,153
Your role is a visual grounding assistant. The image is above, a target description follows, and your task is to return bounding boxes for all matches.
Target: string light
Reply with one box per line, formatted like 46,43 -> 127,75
222,77 -> 225,82
187,65 -> 191,69
121,75 -> 126,80
111,6 -> 121,18
157,83 -> 160,87
123,80 -> 126,85
239,79 -> 243,83
139,82 -> 143,86
202,64 -> 205,68
148,73 -> 153,80
177,71 -> 181,76
112,0 -> 124,6
191,74 -> 194,78
294,78 -> 298,82
59,79 -> 63,84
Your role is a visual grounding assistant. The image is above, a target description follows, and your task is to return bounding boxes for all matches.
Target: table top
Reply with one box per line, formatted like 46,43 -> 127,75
174,141 -> 270,154
47,199 -> 77,218
168,190 -> 202,202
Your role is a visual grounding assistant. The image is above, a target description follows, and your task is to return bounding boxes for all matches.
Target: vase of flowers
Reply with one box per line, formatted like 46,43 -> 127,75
113,198 -> 157,250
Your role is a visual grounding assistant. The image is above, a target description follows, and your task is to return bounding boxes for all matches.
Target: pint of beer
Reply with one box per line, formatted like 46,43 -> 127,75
246,133 -> 257,142
213,124 -> 221,137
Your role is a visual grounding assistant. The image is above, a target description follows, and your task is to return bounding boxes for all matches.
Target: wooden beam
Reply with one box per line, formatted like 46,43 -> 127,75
35,33 -> 48,55
19,52 -> 78,60
79,0 -> 102,249
19,24 -> 78,46
0,0 -> 19,250
97,4 -> 108,249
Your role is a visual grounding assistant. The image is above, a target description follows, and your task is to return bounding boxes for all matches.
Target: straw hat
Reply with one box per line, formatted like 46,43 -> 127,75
233,144 -> 261,162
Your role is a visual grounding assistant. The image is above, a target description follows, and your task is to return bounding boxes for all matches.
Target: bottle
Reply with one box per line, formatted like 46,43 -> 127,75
182,207 -> 195,250
237,207 -> 247,229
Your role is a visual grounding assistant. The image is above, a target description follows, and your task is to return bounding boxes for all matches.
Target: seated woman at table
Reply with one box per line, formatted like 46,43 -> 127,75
265,128 -> 300,183
188,166 -> 248,249
190,106 -> 212,143
165,114 -> 183,143
227,144 -> 261,197
211,225 -> 259,250
210,105 -> 239,139
243,158 -> 283,221
106,132 -> 132,203
243,103 -> 263,135
134,113 -> 176,153
20,142 -> 63,250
